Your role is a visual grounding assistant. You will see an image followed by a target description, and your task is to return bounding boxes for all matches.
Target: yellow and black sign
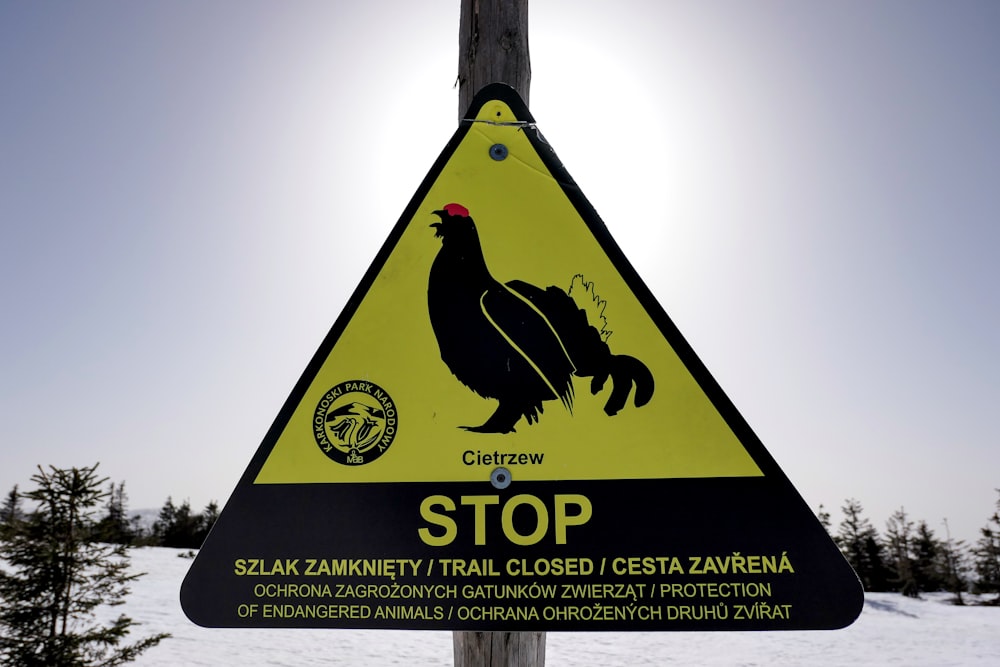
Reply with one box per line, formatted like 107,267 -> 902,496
181,84 -> 862,631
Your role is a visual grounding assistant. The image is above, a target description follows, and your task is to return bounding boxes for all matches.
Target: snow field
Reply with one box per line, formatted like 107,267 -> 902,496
115,548 -> 1000,666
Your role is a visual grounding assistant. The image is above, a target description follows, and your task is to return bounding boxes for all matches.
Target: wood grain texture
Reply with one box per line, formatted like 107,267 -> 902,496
454,630 -> 546,667
458,0 -> 531,120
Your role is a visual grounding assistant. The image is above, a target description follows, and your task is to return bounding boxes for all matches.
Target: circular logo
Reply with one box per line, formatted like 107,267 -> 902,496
313,381 -> 397,465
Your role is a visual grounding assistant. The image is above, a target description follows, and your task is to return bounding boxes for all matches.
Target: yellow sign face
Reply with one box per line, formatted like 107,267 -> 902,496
253,96 -> 762,485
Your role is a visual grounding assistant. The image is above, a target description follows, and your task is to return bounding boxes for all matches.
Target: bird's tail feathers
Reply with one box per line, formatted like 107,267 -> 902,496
568,274 -> 612,342
504,279 -> 652,417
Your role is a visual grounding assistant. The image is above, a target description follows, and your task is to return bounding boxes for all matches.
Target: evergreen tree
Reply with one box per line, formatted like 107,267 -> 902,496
93,482 -> 134,545
169,500 -> 198,548
940,518 -> 968,605
912,520 -> 945,593
835,501 -> 860,572
886,507 -> 919,597
862,531 -> 893,592
836,498 -> 891,591
972,490 -> 1000,603
151,496 -> 176,545
817,504 -> 833,536
127,514 -> 148,545
151,497 -> 203,549
0,464 -> 168,666
0,486 -> 22,535
196,501 -> 220,546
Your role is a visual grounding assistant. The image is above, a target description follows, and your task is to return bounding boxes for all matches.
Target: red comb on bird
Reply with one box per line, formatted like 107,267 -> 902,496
442,203 -> 469,217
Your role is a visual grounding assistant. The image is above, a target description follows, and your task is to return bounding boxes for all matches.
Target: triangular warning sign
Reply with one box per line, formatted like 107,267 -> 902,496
181,84 -> 862,631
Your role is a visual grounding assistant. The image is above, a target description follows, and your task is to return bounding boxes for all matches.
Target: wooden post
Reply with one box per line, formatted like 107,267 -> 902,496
453,630 -> 546,667
458,0 -> 531,120
454,1 -> 542,666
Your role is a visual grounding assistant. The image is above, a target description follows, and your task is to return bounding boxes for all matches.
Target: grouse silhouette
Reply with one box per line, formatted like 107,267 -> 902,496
428,203 -> 654,433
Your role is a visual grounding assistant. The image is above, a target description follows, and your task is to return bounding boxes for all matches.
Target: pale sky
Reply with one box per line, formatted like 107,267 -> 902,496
2,1 -> 998,546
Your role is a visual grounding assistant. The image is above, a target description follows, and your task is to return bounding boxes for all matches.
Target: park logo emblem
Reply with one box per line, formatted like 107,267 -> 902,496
181,84 -> 862,631
311,380 -> 398,466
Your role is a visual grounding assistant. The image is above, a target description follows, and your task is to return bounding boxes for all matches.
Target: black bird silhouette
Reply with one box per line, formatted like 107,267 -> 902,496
428,203 -> 654,433
325,403 -> 386,447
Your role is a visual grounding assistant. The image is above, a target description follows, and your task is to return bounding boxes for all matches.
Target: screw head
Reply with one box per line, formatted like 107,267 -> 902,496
489,143 -> 509,161
490,467 -> 512,489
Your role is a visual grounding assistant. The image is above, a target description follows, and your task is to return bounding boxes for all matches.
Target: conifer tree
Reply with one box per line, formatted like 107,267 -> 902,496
0,486 -> 21,534
940,518 -> 968,605
817,504 -> 833,536
0,465 -> 168,666
171,500 -> 197,546
862,530 -> 893,592
93,482 -> 134,545
152,497 -> 204,549
836,499 -> 891,591
196,501 -> 220,546
151,496 -> 176,545
886,507 -> 919,597
972,490 -> 1000,603
912,521 -> 945,593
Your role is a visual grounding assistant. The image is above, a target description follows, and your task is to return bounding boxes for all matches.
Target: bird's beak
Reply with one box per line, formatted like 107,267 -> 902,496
430,210 -> 445,236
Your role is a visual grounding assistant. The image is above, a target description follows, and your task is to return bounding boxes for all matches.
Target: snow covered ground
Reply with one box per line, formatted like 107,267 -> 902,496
117,547 -> 999,666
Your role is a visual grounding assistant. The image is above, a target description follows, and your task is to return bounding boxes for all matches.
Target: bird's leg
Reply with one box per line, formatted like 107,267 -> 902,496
461,400 -> 526,434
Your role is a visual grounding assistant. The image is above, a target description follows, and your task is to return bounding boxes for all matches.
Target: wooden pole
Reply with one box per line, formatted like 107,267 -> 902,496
453,630 -> 546,667
458,0 -> 531,120
454,1 -> 542,666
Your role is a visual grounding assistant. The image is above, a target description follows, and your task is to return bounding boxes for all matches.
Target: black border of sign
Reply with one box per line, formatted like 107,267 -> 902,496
184,83 -> 864,632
